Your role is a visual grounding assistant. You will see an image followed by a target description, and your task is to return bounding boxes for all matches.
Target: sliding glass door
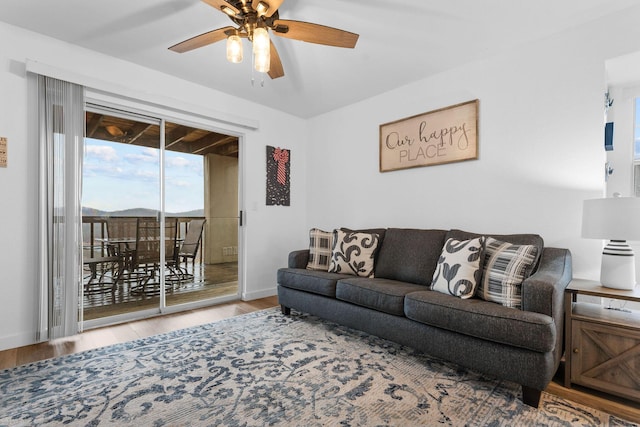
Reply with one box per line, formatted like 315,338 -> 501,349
81,106 -> 240,326
82,107 -> 162,321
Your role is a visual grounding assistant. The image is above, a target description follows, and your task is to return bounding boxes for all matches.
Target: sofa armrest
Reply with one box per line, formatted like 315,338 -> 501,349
522,247 -> 572,318
288,249 -> 310,269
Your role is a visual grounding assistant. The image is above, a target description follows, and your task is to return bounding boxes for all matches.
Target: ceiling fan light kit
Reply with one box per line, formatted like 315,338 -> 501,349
226,33 -> 243,63
252,26 -> 271,72
221,5 -> 237,16
169,0 -> 359,80
255,1 -> 269,16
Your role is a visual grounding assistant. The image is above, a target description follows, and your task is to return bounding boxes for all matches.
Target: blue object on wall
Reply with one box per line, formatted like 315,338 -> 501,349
605,122 -> 614,151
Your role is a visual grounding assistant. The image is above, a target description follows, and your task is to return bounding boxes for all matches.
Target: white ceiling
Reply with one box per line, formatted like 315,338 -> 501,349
1,0 -> 638,118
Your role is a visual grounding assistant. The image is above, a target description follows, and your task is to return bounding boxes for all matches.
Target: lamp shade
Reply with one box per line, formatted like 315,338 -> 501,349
582,197 -> 640,241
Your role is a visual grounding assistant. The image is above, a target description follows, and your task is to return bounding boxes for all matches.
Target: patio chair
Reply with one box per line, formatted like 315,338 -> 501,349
105,217 -> 138,284
175,218 -> 206,282
82,255 -> 123,295
105,217 -> 137,257
129,217 -> 179,294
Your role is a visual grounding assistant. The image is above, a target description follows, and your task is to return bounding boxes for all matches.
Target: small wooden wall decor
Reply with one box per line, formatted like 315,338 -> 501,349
266,145 -> 290,206
379,99 -> 479,172
0,137 -> 6,168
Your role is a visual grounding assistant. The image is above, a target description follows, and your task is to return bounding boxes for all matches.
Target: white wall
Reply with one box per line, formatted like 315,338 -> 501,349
0,22 -> 308,350
306,6 -> 640,282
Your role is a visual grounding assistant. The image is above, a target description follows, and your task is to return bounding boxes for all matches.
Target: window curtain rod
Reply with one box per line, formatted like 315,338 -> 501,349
25,59 -> 259,131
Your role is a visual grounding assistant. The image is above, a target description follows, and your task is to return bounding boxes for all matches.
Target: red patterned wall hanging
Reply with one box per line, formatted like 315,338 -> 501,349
266,145 -> 290,206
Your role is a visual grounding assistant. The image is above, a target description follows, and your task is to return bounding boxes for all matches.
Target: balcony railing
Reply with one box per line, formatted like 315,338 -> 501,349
82,215 -> 205,263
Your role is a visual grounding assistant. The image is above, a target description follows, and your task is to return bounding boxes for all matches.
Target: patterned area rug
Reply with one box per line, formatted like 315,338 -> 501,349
0,308 -> 636,426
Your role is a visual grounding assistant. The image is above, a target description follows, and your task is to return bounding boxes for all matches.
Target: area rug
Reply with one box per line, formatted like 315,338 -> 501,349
0,308 -> 636,426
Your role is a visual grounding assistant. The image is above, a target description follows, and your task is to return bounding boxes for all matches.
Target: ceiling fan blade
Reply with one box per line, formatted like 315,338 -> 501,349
268,40 -> 285,79
252,0 -> 284,17
272,20 -> 358,48
169,26 -> 236,53
201,0 -> 240,17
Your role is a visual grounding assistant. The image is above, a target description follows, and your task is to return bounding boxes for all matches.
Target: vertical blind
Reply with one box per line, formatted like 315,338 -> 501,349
35,75 -> 85,340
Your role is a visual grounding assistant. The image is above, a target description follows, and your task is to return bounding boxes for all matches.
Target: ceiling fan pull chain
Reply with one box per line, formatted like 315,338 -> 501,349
250,54 -> 264,87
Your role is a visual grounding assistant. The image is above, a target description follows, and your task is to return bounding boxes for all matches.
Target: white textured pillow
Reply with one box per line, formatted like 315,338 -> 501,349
479,237 -> 539,309
306,228 -> 333,271
328,229 -> 380,277
431,237 -> 484,298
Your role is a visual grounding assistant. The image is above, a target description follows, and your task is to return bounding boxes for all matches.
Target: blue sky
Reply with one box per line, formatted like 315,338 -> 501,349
82,138 -> 204,213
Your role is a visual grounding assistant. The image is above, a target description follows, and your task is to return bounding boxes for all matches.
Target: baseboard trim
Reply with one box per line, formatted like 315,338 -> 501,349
242,287 -> 277,301
0,332 -> 40,353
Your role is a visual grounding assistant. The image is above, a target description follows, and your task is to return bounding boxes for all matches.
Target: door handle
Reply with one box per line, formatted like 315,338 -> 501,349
239,210 -> 243,226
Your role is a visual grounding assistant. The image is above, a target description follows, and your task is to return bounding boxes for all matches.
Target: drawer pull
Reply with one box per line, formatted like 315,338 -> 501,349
573,348 -> 579,354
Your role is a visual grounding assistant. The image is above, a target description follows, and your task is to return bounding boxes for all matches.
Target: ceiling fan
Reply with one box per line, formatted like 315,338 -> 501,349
169,0 -> 359,79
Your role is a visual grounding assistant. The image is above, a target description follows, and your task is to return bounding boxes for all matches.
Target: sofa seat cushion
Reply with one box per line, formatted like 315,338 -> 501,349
404,291 -> 555,353
336,278 -> 427,316
277,268 -> 352,297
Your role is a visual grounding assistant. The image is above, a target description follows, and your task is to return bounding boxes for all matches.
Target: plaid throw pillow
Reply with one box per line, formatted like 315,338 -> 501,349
306,228 -> 333,271
478,237 -> 539,309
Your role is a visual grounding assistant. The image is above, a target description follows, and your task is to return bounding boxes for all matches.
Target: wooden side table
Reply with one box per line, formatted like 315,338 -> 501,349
564,279 -> 640,402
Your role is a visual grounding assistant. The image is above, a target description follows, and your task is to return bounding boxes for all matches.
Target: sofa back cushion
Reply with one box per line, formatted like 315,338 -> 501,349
445,229 -> 544,273
375,228 -> 447,286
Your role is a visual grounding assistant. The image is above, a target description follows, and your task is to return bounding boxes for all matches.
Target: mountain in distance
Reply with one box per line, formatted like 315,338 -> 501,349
82,207 -> 204,217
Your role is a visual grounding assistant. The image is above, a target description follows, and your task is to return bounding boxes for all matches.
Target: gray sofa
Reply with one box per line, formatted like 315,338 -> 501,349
277,228 -> 572,408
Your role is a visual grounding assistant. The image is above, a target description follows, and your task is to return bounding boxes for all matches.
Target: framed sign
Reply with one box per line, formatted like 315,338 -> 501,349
0,137 -> 6,168
379,99 -> 478,172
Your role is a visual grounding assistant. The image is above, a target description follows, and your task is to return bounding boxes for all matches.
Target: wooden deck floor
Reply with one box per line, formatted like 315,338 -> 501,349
83,261 -> 238,320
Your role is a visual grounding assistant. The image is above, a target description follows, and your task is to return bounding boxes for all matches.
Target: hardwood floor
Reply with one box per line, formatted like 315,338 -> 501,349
0,296 -> 278,371
1,296 -> 639,423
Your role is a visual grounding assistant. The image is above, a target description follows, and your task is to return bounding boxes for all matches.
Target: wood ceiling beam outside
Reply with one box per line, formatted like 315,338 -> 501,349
84,113 -> 238,157
86,113 -> 104,138
165,126 -> 193,149
192,135 -> 237,154
126,123 -> 155,145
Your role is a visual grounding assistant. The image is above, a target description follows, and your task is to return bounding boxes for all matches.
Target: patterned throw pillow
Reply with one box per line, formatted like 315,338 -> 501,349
431,237 -> 484,298
478,237 -> 539,309
306,228 -> 334,271
328,229 -> 381,277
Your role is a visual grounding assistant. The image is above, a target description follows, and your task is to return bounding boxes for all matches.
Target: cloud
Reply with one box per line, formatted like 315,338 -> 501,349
125,147 -> 159,164
85,145 -> 118,162
83,163 -> 125,178
166,156 -> 190,168
133,170 -> 159,181
172,180 -> 191,187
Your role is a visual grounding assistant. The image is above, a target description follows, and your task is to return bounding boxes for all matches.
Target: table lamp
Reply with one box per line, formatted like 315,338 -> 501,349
582,196 -> 640,290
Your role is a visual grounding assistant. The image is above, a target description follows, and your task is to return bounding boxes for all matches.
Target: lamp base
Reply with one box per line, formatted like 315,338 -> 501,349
600,240 -> 636,290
